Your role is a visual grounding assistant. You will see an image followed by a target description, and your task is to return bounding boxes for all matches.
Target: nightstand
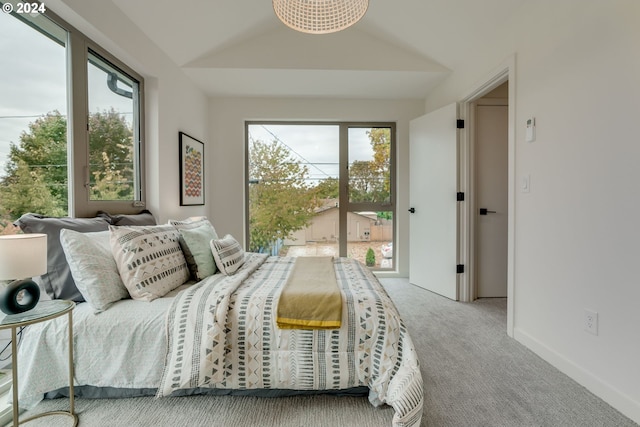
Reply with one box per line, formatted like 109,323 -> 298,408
0,300 -> 77,426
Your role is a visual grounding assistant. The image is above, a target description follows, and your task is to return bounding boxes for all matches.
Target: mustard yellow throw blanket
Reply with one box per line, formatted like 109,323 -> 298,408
276,256 -> 342,329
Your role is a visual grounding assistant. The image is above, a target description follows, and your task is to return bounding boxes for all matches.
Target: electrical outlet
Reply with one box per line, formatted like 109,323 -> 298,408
584,309 -> 598,335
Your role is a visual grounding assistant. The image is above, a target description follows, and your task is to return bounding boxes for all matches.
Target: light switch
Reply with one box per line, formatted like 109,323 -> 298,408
521,175 -> 530,193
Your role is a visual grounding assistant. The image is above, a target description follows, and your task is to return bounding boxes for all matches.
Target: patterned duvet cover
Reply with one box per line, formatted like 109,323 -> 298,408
159,254 -> 423,427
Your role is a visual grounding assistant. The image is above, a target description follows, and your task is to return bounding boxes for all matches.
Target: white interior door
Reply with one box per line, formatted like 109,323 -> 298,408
475,102 -> 508,297
409,103 -> 459,300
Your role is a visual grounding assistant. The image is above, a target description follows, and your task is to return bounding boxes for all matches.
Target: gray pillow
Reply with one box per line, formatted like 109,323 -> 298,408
14,213 -> 111,302
96,210 -> 156,226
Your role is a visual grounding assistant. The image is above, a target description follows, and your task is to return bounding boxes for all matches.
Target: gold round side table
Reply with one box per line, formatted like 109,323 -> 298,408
0,300 -> 77,426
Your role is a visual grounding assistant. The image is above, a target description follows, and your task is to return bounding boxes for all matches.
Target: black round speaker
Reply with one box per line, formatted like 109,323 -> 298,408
0,279 -> 40,315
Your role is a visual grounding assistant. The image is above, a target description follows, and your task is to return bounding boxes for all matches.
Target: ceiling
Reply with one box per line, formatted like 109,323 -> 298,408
110,0 -> 527,100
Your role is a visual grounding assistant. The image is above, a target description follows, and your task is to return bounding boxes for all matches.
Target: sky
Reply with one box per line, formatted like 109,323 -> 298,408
0,10 -> 66,176
0,9 -> 376,183
247,124 -> 375,185
0,9 -> 133,178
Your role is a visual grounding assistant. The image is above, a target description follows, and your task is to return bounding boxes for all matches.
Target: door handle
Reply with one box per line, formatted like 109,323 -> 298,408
479,208 -> 497,215
408,207 -> 416,213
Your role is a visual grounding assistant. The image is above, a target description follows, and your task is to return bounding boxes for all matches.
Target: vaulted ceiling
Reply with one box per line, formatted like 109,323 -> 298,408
110,0 -> 527,99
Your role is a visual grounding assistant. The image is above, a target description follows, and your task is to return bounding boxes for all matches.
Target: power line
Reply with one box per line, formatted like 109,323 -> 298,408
0,111 -> 133,120
0,115 -> 58,119
258,125 -> 334,180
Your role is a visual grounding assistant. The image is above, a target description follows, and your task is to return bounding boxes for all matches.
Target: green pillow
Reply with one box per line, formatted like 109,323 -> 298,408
178,223 -> 218,280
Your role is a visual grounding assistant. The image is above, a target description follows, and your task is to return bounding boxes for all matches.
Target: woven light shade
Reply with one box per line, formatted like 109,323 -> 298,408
273,0 -> 369,34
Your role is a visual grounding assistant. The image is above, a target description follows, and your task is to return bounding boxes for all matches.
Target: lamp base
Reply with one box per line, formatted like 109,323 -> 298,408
0,279 -> 40,314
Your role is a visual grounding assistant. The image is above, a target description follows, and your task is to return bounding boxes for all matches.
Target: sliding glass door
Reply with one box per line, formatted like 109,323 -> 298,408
246,122 -> 395,270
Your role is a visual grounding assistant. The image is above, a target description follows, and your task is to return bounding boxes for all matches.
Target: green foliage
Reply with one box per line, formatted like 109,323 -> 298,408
349,160 -> 382,202
377,211 -> 393,220
90,152 -> 132,200
0,111 -> 68,218
248,139 -> 319,253
365,247 -> 376,267
0,159 -> 66,218
314,177 -> 339,200
348,128 -> 391,203
0,109 -> 134,219
88,108 -> 134,201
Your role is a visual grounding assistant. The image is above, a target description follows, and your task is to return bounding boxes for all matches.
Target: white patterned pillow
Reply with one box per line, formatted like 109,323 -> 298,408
168,217 -> 214,231
60,229 -> 129,313
210,234 -> 245,275
109,225 -> 190,301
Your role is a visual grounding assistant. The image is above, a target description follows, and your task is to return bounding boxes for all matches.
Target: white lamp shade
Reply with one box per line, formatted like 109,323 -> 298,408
0,234 -> 47,280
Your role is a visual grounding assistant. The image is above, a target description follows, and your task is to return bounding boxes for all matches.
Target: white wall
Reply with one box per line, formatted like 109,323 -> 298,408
46,0 -> 210,223
208,97 -> 424,277
425,1 -> 640,422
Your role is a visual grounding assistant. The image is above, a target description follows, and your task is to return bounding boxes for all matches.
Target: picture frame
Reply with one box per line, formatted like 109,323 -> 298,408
179,132 -> 205,206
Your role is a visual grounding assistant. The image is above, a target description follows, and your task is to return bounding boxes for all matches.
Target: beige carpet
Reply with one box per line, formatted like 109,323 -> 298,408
18,279 -> 638,427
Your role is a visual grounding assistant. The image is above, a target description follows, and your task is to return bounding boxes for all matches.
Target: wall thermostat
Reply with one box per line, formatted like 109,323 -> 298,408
526,117 -> 536,142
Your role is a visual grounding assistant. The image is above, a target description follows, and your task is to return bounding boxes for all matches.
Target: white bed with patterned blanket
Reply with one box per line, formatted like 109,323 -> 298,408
13,214 -> 423,427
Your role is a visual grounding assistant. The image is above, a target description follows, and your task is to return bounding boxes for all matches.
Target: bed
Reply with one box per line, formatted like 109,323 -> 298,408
14,214 -> 423,427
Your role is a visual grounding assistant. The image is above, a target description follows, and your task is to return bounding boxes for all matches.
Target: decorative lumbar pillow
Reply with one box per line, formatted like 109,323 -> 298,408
60,229 -> 129,313
168,217 -> 214,232
109,225 -> 190,301
14,213 -> 111,302
177,223 -> 218,280
210,234 -> 245,275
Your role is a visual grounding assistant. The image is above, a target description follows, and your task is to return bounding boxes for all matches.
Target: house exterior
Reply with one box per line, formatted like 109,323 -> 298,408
19,1 -> 640,423
284,202 -> 392,246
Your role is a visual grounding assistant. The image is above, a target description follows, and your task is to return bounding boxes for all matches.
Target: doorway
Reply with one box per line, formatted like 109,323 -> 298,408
474,83 -> 508,298
409,58 -> 515,333
408,85 -> 509,301
458,57 -> 515,336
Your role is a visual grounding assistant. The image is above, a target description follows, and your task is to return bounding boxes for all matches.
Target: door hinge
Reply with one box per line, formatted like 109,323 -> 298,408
457,119 -> 465,129
457,264 -> 465,274
457,192 -> 464,201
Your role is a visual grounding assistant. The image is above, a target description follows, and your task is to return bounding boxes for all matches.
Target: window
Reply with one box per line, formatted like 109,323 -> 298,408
246,122 -> 395,270
0,5 -> 68,225
346,126 -> 394,269
0,1 -> 145,232
87,51 -> 142,202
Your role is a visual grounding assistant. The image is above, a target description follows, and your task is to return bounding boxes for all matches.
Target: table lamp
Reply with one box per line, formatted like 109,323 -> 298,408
0,234 -> 47,315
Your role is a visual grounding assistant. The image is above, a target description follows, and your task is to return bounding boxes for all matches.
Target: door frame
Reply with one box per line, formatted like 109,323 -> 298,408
458,55 -> 516,336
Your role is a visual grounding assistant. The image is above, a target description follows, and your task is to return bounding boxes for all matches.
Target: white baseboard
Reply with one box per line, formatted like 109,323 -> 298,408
514,328 -> 640,425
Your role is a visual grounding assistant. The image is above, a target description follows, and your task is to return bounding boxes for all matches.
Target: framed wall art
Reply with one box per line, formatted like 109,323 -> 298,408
179,132 -> 205,206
